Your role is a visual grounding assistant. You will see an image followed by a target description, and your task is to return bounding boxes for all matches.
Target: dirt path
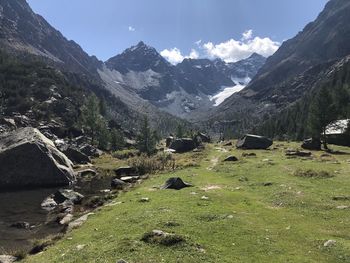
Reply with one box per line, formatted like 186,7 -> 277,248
207,147 -> 228,170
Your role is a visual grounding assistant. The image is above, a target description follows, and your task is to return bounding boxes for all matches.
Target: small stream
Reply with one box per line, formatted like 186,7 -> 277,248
0,175 -> 113,253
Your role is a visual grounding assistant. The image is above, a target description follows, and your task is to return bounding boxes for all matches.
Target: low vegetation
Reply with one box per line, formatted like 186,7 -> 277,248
23,142 -> 350,262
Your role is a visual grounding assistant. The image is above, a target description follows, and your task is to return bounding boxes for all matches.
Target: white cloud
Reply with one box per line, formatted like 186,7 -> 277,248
203,30 -> 280,63
161,48 -> 199,65
195,39 -> 202,46
241,29 -> 253,41
189,49 -> 199,59
128,26 -> 136,32
160,48 -> 184,65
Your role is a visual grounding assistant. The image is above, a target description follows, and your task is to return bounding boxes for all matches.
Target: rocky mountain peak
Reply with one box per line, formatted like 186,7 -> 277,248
106,41 -> 171,74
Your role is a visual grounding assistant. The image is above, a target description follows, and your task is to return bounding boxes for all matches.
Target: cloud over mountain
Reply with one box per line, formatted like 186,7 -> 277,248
161,30 -> 280,64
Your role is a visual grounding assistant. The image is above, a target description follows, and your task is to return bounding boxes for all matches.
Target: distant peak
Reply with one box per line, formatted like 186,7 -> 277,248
248,52 -> 265,59
136,41 -> 146,47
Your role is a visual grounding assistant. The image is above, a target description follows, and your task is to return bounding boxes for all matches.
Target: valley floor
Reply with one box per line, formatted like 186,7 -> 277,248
24,143 -> 350,263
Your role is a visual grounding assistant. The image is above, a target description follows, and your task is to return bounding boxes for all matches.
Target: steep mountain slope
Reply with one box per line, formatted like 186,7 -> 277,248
211,0 -> 350,135
0,0 -> 102,76
102,42 -> 266,119
0,0 -> 192,135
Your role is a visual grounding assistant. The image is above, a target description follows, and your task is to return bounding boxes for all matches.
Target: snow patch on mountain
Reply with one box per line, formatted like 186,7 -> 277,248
210,77 -> 251,106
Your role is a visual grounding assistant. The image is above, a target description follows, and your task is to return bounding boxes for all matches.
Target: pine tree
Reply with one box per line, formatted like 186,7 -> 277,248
308,86 -> 337,149
110,129 -> 125,151
80,95 -> 101,144
137,117 -> 156,156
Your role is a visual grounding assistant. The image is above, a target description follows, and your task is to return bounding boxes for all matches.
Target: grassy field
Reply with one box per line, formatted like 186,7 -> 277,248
24,142 -> 350,263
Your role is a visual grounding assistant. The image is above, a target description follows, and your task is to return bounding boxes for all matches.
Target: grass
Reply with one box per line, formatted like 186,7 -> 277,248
23,142 -> 350,263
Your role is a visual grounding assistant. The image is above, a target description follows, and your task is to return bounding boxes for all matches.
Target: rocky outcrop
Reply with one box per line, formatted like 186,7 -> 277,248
169,138 -> 197,153
0,127 -> 76,189
236,134 -> 273,150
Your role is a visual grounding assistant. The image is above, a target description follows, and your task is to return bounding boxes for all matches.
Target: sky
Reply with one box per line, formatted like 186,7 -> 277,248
27,0 -> 328,64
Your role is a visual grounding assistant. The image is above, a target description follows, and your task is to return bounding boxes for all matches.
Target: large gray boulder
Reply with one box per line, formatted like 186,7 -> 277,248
301,138 -> 321,150
169,138 -> 196,153
0,127 -> 75,189
236,134 -> 273,150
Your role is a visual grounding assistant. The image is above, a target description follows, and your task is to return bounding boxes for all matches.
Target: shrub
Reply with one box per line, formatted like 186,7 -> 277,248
293,169 -> 333,178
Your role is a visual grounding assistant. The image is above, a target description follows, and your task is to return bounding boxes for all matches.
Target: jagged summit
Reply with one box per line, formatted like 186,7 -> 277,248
105,41 -> 171,74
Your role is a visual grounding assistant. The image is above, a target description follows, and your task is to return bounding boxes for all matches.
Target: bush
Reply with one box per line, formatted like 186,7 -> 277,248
293,169 -> 333,178
128,153 -> 174,175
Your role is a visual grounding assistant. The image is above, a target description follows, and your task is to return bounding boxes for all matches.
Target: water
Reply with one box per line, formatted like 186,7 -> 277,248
0,175 -> 113,253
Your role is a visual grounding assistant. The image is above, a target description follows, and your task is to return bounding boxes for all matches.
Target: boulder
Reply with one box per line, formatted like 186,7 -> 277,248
79,144 -> 103,158
196,133 -> 211,143
63,147 -> 90,164
161,177 -> 192,190
169,138 -> 196,153
236,134 -> 273,150
166,136 -> 174,147
223,156 -> 238,162
53,189 -> 84,204
111,178 -> 127,189
114,166 -> 137,177
0,127 -> 75,189
301,138 -> 321,150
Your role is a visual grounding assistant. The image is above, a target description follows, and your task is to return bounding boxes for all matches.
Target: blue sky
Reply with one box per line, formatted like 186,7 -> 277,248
27,0 -> 328,63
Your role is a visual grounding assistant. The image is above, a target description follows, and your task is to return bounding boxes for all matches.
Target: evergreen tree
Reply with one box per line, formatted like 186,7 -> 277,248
97,118 -> 111,150
137,117 -> 157,156
80,95 -> 101,144
176,124 -> 184,138
110,129 -> 125,151
308,86 -> 337,149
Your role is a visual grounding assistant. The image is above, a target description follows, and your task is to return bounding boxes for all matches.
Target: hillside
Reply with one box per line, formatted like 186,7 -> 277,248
210,0 -> 350,136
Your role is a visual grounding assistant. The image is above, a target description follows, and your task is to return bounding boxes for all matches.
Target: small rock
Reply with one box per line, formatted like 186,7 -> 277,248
285,150 -> 312,157
120,176 -> 139,183
77,168 -> 97,177
76,244 -> 86,251
201,196 -> 209,200
41,196 -> 58,211
53,189 -> 84,205
59,213 -> 74,225
263,182 -> 273,186
140,197 -> 150,203
242,152 -> 256,157
117,260 -> 128,263
324,240 -> 336,247
336,206 -> 349,210
10,221 -> 30,229
223,156 -> 238,162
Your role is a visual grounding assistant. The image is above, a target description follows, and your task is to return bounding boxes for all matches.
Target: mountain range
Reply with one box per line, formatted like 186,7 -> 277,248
0,0 -> 350,139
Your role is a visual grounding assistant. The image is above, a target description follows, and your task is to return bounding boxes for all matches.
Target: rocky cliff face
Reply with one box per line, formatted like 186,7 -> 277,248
0,0 -> 103,76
